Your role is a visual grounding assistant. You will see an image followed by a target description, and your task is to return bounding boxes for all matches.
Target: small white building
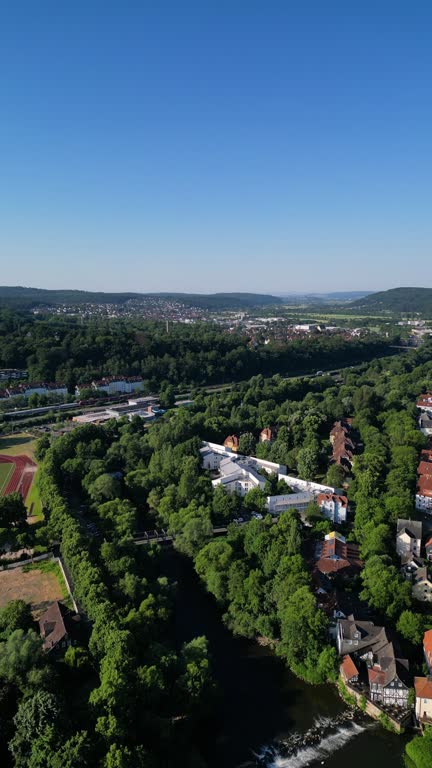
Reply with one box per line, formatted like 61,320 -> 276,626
317,493 -> 348,524
415,676 -> 432,723
396,519 -> 422,559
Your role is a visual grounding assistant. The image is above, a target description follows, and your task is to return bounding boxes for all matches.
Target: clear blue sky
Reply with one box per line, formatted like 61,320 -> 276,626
1,1 -> 431,294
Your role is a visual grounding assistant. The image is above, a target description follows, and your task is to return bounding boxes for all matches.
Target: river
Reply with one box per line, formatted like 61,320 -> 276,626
165,551 -> 408,768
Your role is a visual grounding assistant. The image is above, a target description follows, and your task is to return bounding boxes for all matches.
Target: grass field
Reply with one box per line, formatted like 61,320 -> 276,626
0,461 -> 13,494
0,559 -> 69,617
0,432 -> 43,521
0,433 -> 38,460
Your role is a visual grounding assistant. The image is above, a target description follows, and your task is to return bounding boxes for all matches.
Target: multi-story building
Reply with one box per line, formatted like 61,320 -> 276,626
211,457 -> 266,497
317,493 -> 348,523
337,618 -> 410,709
396,519 -> 422,559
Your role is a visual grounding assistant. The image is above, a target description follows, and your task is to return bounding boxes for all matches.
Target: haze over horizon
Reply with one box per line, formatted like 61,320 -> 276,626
1,2 -> 431,292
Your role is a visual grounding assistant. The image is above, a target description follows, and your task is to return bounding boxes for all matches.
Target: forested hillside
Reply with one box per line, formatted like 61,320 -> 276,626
349,287 -> 432,314
0,311 -> 394,389
0,287 -> 282,310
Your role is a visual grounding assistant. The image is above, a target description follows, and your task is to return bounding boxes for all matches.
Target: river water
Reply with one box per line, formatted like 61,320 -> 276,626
166,552 -> 407,768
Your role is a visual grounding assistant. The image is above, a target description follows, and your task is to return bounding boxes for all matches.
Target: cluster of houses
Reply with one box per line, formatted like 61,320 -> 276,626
201,440 -> 348,522
396,519 -> 432,601
415,447 -> 432,513
338,618 -> 411,709
0,375 -> 146,401
330,419 -> 359,472
417,393 -> 432,438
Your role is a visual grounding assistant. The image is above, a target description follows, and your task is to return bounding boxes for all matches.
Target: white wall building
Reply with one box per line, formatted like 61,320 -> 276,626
317,493 -> 348,524
396,519 -> 422,559
211,458 -> 266,497
277,473 -> 334,496
201,442 -> 287,475
266,492 -> 314,515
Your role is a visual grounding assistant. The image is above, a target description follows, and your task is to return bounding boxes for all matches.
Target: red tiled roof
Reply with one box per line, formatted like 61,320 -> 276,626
415,676 -> 432,699
317,493 -> 348,507
341,655 -> 358,680
418,461 -> 432,477
368,666 -> 386,686
424,630 -> 432,659
224,435 -> 239,448
425,537 -> 432,549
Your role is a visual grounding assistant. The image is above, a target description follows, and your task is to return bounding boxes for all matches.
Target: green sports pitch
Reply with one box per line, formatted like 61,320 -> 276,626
0,461 -> 14,495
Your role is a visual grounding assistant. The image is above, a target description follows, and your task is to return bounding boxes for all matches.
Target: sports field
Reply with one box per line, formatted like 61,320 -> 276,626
0,433 -> 42,520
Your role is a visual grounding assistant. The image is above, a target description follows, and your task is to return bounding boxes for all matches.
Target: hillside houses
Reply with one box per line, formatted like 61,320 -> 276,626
416,449 -> 432,511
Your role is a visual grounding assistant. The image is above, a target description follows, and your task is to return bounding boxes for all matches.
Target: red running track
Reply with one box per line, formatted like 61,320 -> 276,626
0,454 -> 37,501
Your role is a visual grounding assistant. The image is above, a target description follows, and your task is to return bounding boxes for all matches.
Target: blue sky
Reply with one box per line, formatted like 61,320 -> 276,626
0,1 -> 431,293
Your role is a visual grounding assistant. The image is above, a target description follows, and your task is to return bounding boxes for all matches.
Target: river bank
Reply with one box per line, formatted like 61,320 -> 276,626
163,550 -> 408,768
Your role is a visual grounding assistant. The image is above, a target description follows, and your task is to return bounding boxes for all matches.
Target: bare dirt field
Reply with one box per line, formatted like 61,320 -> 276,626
0,563 -> 66,617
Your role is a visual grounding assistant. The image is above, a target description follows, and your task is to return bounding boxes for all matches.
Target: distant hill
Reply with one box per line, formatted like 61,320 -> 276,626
0,287 -> 283,310
348,287 -> 432,314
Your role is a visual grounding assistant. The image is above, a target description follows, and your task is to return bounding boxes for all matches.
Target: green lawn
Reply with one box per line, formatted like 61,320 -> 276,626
0,461 -> 14,495
0,432 -> 38,460
26,478 -> 43,521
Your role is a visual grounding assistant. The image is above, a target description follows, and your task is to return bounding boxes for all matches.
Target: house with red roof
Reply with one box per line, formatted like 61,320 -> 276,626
340,655 -> 359,684
424,630 -> 432,672
315,532 -> 362,577
415,676 -> 432,723
223,435 -> 239,452
259,427 -> 274,444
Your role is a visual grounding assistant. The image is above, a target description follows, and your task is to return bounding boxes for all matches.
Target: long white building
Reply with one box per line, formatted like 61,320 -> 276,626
201,441 -> 336,514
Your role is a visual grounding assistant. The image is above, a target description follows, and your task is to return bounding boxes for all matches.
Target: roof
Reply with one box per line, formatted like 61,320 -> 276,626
425,537 -> 432,549
316,534 -> 362,574
397,519 -> 422,540
418,461 -> 432,477
424,630 -> 432,658
337,619 -> 389,657
340,655 -> 358,680
224,434 -> 239,447
38,601 -> 80,652
317,493 -> 348,507
415,676 -> 432,699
